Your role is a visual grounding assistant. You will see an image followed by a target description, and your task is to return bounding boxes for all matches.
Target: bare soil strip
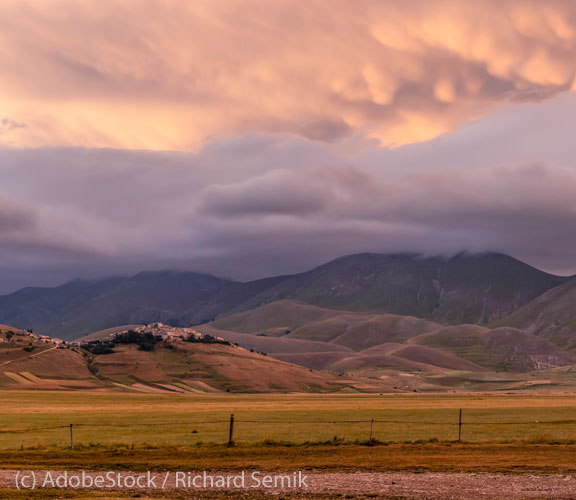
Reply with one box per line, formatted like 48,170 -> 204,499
1,470 -> 576,499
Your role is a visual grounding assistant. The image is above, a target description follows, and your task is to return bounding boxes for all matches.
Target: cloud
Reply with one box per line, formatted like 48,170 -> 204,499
3,89 -> 576,294
198,168 -> 339,217
1,0 -> 576,150
0,194 -> 35,233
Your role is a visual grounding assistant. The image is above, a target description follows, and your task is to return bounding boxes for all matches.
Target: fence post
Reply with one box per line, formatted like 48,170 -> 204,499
369,419 -> 374,444
228,414 -> 235,446
70,423 -> 74,449
458,409 -> 462,442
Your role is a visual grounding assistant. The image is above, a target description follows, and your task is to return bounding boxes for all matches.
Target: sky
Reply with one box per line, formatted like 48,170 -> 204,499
1,0 -> 576,293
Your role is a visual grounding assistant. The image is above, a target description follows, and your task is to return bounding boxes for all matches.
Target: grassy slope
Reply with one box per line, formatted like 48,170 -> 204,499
494,278 -> 576,349
208,299 -> 441,349
0,332 -> 369,393
92,341 -> 361,393
205,303 -> 576,375
411,325 -> 576,371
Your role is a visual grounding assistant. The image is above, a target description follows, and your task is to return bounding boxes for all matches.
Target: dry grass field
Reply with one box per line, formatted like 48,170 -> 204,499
2,391 -> 576,451
2,392 -> 576,499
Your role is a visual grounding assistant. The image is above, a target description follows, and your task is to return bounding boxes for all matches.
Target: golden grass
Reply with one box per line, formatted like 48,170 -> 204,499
3,391 -> 576,449
1,443 -> 576,474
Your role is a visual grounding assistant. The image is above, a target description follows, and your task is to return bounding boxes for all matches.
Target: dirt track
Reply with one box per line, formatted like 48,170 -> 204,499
2,470 -> 576,499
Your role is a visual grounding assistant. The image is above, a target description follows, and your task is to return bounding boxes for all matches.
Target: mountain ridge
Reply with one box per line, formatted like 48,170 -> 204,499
228,252 -> 570,325
0,251 -> 570,339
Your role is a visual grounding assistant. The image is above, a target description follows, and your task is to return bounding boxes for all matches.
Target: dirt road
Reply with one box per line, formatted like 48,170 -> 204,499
0,346 -> 58,368
1,470 -> 576,499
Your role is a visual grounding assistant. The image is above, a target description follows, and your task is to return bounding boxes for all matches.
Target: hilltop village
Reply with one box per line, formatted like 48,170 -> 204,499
0,330 -> 65,346
0,323 -> 230,350
82,323 -> 227,345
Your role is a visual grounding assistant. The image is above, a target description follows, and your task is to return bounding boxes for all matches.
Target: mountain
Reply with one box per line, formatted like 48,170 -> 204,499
0,251 -> 568,339
232,252 -> 569,325
0,271 -> 288,339
493,278 -> 576,349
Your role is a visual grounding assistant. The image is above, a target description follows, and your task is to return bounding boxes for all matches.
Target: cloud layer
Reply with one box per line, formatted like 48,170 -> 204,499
2,92 -> 576,292
1,0 -> 576,150
1,1 -> 576,293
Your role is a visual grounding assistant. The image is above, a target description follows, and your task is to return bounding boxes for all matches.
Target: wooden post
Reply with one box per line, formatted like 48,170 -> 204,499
369,419 -> 374,444
70,423 -> 74,449
458,409 -> 462,442
228,414 -> 235,446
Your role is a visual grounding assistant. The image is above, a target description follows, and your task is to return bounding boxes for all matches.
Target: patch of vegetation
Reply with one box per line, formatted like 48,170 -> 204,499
184,334 -> 232,346
83,343 -> 115,355
83,330 -> 162,354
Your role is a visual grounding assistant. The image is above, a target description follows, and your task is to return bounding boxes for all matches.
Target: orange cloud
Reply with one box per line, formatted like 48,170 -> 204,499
1,0 -> 575,150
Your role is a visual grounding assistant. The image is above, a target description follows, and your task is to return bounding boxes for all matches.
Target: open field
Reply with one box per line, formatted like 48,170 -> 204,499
3,393 -> 576,498
3,392 -> 576,449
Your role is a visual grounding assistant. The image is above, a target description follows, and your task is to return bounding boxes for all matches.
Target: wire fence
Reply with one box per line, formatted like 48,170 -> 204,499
3,410 -> 576,449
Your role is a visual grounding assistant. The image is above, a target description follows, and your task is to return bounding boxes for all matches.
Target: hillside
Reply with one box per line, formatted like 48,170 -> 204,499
232,253 -> 568,325
410,325 -> 575,372
209,299 -> 441,349
0,252 -> 568,339
203,318 -> 574,376
0,328 -> 372,393
494,278 -> 576,349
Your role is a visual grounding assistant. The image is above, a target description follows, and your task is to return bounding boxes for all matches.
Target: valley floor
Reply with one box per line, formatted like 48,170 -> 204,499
2,392 -> 576,498
4,391 -> 576,447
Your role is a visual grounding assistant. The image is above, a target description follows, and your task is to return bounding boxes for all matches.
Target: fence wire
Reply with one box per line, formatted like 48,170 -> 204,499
3,416 -> 576,435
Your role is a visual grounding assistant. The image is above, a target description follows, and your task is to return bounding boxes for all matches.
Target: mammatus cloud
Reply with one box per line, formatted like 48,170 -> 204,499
1,0 -> 576,150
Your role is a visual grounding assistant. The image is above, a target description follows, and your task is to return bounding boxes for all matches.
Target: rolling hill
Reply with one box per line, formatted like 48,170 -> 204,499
209,299 -> 441,349
0,328 -> 377,393
410,325 -> 575,372
203,297 -> 576,376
